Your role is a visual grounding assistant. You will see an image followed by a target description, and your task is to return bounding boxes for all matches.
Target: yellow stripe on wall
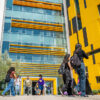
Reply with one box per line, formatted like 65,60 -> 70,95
9,45 -> 65,56
12,62 -> 60,66
11,22 -> 63,32
21,0 -> 61,6
12,19 -> 63,27
13,0 -> 61,11
10,44 -> 65,50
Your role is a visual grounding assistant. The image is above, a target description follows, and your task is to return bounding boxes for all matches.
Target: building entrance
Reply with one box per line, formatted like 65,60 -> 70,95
32,81 -> 37,95
21,77 -> 57,95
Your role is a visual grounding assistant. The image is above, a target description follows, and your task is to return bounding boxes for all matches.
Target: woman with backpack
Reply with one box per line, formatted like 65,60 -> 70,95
74,43 -> 88,97
2,67 -> 16,96
59,54 -> 73,96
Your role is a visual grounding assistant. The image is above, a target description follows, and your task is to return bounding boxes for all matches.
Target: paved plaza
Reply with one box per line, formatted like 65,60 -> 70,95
0,95 -> 100,100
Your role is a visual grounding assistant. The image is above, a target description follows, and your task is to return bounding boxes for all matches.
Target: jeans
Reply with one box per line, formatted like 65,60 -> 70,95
75,83 -> 80,92
15,85 -> 20,95
2,78 -> 15,96
77,62 -> 86,96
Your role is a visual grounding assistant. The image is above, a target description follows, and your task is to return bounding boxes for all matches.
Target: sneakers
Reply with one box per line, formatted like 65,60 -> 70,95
60,89 -> 64,96
78,92 -> 81,95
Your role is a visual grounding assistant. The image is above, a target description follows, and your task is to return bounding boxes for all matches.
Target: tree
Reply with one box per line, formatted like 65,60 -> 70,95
0,51 -> 21,81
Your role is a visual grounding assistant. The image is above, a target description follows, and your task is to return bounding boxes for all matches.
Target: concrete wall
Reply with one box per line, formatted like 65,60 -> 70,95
0,0 -> 6,51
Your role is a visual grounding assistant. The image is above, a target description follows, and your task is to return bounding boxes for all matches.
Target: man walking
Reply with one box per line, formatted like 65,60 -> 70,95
24,76 -> 32,95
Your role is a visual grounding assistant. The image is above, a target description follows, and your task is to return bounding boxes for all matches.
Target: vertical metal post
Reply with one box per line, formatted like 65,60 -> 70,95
63,0 -> 71,54
0,0 -> 6,53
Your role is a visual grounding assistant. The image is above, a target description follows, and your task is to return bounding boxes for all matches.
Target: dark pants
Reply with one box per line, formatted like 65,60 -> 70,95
62,74 -> 72,95
76,62 -> 86,96
25,87 -> 31,95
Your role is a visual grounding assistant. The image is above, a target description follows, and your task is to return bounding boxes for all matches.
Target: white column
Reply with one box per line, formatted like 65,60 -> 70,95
0,0 -> 6,53
63,0 -> 71,54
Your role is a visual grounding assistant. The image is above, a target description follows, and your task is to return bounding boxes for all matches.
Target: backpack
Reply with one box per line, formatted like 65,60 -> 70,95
70,53 -> 81,69
5,73 -> 10,83
58,63 -> 66,74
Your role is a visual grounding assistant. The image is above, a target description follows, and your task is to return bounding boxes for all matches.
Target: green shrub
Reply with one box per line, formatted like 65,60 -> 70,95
0,90 -> 10,96
92,90 -> 99,95
98,89 -> 100,93
0,90 -> 3,95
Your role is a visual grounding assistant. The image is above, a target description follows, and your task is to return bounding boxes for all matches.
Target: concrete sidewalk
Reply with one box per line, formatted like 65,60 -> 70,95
0,95 -> 100,100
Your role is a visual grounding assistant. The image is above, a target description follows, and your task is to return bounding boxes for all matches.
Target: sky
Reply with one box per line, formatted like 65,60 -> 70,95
0,0 -> 5,44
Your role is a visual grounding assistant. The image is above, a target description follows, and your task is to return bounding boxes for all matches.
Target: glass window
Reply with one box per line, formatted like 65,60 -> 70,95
10,10 -> 64,23
5,17 -> 11,23
74,0 -> 82,30
25,54 -> 32,62
34,30 -> 40,36
72,17 -> 77,33
9,53 -> 17,61
32,55 -> 41,61
38,8 -> 44,14
4,23 -> 11,32
75,0 -> 80,15
98,5 -> 100,15
25,29 -> 33,35
44,9 -> 52,15
2,41 -> 9,53
68,20 -> 72,36
25,7 -> 33,13
84,0 -> 87,8
22,6 -> 29,12
83,27 -> 88,47
66,0 -> 70,8
78,17 -> 82,30
32,8 -> 38,13
6,0 -> 13,10
11,27 -> 18,33
96,76 -> 100,83
13,5 -> 21,11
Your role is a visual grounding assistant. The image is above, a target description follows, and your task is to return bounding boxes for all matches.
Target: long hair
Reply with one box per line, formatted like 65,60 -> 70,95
7,67 -> 15,74
63,54 -> 70,64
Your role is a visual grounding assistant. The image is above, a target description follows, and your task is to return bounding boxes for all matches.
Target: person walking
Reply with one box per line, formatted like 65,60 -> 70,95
59,54 -> 73,96
35,83 -> 40,95
24,76 -> 32,95
15,75 -> 21,95
38,74 -> 44,95
74,43 -> 88,97
2,67 -> 16,96
43,83 -> 47,95
47,85 -> 51,95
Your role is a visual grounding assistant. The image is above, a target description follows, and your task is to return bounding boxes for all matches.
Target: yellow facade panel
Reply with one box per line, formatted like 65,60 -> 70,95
69,34 -> 77,55
68,0 -> 100,90
68,0 -> 76,20
95,53 -> 100,64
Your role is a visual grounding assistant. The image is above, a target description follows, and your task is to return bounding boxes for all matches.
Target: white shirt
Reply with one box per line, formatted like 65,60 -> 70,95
15,78 -> 21,86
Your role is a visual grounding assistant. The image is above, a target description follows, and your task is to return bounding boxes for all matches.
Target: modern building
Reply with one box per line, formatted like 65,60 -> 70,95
0,0 -> 100,95
0,0 -> 69,95
66,0 -> 100,91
